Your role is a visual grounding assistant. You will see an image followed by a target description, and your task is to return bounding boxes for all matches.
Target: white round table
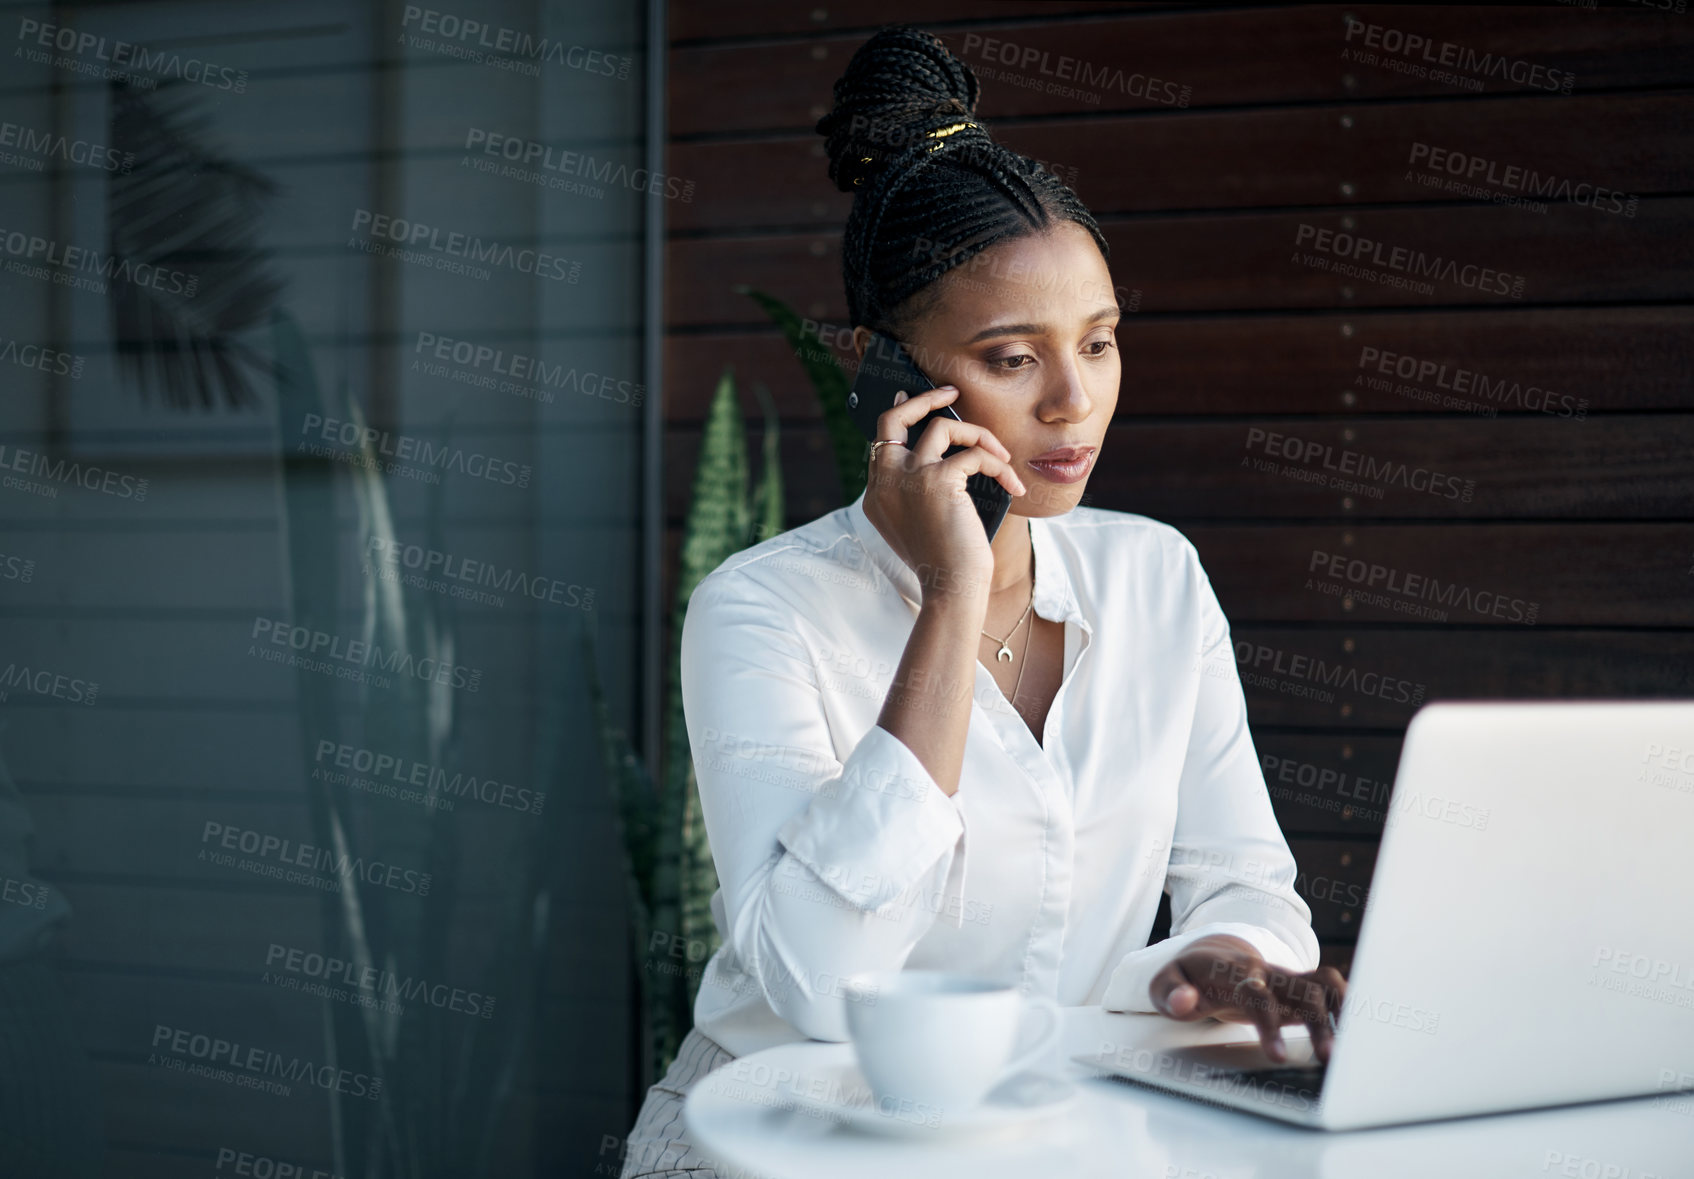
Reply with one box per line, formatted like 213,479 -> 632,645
684,1007 -> 1693,1179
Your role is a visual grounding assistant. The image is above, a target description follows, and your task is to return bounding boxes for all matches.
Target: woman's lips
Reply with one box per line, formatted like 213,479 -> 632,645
1026,448 -> 1096,484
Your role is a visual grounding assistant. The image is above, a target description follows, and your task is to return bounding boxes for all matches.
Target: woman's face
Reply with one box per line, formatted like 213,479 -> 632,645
856,221 -> 1121,518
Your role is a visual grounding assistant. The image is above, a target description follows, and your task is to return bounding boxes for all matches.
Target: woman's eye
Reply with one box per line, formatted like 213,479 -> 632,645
991,354 -> 1035,371
1084,338 -> 1115,356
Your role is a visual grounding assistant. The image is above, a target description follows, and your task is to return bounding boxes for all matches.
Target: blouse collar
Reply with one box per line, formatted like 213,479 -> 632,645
843,487 -> 1087,630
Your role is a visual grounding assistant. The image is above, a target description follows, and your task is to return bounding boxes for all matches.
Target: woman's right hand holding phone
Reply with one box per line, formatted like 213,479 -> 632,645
862,385 -> 1026,604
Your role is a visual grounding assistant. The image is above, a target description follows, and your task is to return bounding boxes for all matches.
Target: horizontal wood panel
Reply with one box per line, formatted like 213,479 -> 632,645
670,8 -> 1694,136
1288,837 -> 1379,940
662,416 -> 1694,524
668,92 -> 1694,233
669,0 -> 1133,42
1231,627 -> 1694,729
1258,733 -> 1404,837
667,199 -> 1694,325
663,305 -> 1694,421
1189,524 -> 1694,627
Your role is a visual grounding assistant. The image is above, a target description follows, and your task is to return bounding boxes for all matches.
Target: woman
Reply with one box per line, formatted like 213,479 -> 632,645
619,26 -> 1344,1177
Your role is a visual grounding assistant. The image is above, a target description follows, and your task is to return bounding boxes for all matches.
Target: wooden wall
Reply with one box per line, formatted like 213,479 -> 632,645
663,2 -> 1694,976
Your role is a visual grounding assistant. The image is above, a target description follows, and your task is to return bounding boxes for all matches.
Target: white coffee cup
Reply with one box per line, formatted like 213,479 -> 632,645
841,970 -> 1061,1120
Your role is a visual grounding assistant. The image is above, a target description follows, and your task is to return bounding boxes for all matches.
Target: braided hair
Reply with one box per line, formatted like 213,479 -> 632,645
815,25 -> 1110,337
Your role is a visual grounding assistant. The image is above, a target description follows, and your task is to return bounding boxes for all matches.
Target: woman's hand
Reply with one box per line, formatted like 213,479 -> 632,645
1148,934 -> 1348,1063
862,385 -> 1026,602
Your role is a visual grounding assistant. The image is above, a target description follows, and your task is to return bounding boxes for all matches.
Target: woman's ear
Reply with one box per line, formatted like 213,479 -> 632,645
851,325 -> 873,361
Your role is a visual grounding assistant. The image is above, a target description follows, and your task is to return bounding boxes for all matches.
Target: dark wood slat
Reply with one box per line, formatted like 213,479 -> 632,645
1288,838 -> 1380,941
669,8 -> 1694,136
662,416 -> 1694,523
1258,734 -> 1404,837
1232,627 -> 1694,729
669,0 -> 1131,43
1321,944 -> 1356,975
663,306 -> 1694,421
1188,524 -> 1694,627
1107,417 -> 1694,520
668,92 -> 1694,232
666,199 -> 1694,324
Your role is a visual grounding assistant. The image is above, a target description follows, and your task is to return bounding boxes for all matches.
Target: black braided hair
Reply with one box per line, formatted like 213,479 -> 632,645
815,25 -> 1110,336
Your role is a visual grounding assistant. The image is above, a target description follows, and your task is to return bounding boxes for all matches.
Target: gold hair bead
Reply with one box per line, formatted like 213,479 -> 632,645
926,121 -> 975,152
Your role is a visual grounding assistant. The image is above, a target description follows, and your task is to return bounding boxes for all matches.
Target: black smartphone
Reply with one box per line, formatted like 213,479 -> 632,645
845,330 -> 1013,542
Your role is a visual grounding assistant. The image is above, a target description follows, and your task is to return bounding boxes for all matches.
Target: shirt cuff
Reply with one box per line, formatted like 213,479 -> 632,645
775,723 -> 966,916
1101,921 -> 1316,1014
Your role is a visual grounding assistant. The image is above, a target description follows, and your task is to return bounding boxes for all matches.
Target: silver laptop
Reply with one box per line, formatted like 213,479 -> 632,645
1074,700 -> 1694,1130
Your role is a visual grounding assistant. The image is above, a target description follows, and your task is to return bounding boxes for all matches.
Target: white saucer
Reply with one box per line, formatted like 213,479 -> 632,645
778,1060 -> 1079,1140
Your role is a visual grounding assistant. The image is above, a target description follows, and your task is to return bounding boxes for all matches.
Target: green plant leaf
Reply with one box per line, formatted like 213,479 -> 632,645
736,285 -> 865,506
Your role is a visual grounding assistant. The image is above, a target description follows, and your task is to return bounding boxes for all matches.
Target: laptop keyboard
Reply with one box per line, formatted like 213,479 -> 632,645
1235,1062 -> 1327,1091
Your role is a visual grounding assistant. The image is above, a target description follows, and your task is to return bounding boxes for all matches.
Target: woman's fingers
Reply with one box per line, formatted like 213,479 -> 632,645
878,386 -> 1013,463
1231,969 -> 1287,1062
943,446 -> 1027,499
1148,960 -> 1208,1020
1299,966 -> 1348,1063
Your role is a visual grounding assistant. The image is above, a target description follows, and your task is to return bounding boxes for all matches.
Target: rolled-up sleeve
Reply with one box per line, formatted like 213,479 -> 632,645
1102,550 -> 1319,1013
682,569 -> 969,1041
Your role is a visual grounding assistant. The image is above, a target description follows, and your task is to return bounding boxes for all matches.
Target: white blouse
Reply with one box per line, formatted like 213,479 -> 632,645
680,487 -> 1320,1057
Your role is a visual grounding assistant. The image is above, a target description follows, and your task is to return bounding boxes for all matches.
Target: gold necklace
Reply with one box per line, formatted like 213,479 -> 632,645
980,547 -> 1035,662
1008,603 -> 1035,714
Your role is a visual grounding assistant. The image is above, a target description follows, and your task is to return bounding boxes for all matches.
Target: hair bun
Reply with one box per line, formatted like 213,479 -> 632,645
815,25 -> 985,194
